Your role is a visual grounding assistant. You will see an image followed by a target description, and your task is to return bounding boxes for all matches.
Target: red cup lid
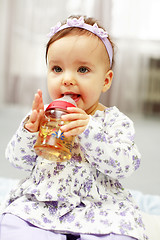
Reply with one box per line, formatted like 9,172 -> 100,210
46,100 -> 76,111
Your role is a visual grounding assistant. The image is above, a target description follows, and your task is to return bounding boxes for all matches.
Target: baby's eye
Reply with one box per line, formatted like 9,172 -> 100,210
78,66 -> 89,73
52,66 -> 62,73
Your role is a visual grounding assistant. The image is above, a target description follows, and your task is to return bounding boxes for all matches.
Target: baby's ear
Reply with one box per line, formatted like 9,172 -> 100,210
102,70 -> 113,93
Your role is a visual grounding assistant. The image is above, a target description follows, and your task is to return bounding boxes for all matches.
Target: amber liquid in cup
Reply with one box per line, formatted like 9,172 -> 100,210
34,117 -> 74,162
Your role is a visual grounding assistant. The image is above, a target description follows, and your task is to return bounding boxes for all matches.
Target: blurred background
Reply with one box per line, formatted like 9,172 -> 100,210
0,0 -> 160,195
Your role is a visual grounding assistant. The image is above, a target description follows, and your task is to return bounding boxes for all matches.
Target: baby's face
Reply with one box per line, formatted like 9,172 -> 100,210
47,33 -> 111,114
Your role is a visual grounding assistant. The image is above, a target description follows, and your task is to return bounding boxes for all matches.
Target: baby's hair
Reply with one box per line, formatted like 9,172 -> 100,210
46,15 -> 114,68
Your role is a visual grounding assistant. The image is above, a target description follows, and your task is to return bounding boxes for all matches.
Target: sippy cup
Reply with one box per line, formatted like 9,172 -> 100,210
34,95 -> 76,162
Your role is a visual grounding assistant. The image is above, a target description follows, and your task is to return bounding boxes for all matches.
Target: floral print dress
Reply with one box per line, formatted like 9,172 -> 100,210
2,107 -> 147,239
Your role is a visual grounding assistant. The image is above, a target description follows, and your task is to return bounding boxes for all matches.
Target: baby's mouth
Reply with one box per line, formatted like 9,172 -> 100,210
70,94 -> 80,100
63,93 -> 80,102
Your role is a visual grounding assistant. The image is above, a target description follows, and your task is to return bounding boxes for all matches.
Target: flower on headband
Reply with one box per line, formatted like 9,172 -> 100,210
67,16 -> 85,27
47,21 -> 61,38
47,17 -> 109,41
92,23 -> 108,39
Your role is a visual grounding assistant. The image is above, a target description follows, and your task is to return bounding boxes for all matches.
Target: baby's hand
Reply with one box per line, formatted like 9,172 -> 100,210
60,107 -> 90,137
25,89 -> 44,132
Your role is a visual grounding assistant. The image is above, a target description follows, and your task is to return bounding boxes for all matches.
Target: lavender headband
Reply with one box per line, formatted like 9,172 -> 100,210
48,16 -> 113,67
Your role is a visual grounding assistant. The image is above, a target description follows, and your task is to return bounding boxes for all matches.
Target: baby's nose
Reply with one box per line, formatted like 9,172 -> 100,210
62,73 -> 76,86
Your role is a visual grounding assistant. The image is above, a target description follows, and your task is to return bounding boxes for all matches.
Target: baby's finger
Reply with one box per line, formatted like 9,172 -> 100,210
61,113 -> 88,121
32,93 -> 40,111
63,126 -> 86,137
29,109 -> 38,124
25,110 -> 40,132
66,107 -> 86,114
37,89 -> 44,110
37,89 -> 42,98
38,109 -> 44,123
32,89 -> 44,112
25,122 -> 36,132
61,118 -> 89,132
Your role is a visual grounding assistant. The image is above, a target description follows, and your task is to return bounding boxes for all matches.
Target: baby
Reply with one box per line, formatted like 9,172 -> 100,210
0,15 -> 147,240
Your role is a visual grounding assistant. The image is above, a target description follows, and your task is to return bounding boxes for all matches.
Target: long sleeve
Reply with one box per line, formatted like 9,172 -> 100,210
78,107 -> 141,179
5,116 -> 39,172
3,107 -> 147,240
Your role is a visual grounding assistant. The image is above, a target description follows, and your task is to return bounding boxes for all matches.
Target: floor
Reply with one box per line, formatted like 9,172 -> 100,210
0,104 -> 160,195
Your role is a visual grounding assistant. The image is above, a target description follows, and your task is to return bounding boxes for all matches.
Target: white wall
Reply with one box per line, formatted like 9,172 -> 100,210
0,0 -> 9,105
